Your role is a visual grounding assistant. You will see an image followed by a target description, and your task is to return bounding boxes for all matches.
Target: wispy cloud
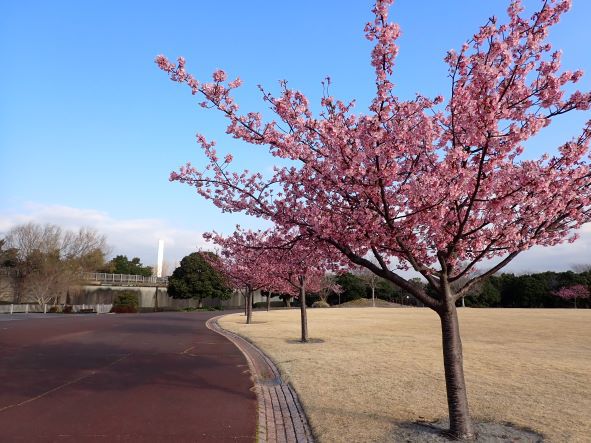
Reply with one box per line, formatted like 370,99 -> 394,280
0,203 -> 211,269
0,203 -> 589,275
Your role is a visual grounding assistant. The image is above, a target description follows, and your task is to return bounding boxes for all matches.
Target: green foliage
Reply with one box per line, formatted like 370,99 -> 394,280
462,270 -> 591,309
104,255 -> 153,276
335,272 -> 367,302
374,279 -> 403,302
464,279 -> 501,307
111,290 -> 140,313
167,252 -> 232,303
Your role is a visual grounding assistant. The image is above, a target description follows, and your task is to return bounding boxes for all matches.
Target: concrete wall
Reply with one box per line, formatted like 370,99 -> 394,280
74,286 -> 264,309
0,270 -> 265,309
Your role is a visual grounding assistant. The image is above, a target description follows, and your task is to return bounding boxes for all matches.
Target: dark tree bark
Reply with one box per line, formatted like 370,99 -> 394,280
299,276 -> 308,342
246,285 -> 253,324
438,300 -> 474,439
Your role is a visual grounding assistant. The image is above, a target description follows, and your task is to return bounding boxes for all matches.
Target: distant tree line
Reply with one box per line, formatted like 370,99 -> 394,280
0,222 -> 156,305
0,222 -> 108,304
314,269 -> 591,309
461,270 -> 591,309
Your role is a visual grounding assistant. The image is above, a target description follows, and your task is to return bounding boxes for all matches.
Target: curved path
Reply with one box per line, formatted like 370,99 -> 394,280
207,316 -> 314,443
0,312 -> 256,442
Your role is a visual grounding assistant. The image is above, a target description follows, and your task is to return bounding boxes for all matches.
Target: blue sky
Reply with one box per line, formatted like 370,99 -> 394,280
1,0 -> 590,271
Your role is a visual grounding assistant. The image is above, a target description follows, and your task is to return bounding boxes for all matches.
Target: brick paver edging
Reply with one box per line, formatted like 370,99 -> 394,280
206,316 -> 314,443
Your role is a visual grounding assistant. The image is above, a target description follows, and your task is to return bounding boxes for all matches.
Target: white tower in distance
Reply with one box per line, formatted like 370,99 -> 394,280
156,239 -> 164,278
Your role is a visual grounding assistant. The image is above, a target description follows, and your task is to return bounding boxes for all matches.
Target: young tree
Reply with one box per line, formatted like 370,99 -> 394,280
209,229 -> 331,340
167,252 -> 232,307
208,232 -> 277,324
355,259 -> 381,307
553,284 -> 590,308
157,0 -> 591,437
316,274 -> 342,305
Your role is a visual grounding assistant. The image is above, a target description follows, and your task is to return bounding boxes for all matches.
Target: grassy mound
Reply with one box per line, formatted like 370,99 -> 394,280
335,298 -> 403,308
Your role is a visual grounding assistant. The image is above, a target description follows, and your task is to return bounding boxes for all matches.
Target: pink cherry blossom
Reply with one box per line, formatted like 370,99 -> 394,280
157,1 -> 591,438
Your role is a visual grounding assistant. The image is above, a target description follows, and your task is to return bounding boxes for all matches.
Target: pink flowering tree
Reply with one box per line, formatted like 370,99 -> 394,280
157,0 -> 591,438
207,233 -> 276,324
553,284 -> 590,308
209,229 -> 333,342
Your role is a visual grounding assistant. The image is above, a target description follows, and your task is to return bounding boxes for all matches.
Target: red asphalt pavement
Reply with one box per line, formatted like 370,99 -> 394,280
0,312 -> 257,442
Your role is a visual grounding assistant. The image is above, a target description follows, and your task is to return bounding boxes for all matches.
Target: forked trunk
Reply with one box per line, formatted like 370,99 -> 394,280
438,303 -> 474,439
299,276 -> 308,342
246,286 -> 253,324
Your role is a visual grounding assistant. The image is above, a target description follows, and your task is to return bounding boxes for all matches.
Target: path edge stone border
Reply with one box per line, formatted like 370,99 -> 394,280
206,315 -> 314,443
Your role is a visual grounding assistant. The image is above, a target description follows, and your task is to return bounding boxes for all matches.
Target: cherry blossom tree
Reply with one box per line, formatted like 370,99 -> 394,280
553,284 -> 590,308
210,229 -> 332,342
157,0 -> 591,438
207,234 -> 274,324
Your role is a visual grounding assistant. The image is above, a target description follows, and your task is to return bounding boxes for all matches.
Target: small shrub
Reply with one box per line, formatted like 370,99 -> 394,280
180,307 -> 198,312
312,300 -> 331,308
63,305 -> 73,313
111,291 -> 139,314
48,305 -> 61,313
79,308 -> 95,314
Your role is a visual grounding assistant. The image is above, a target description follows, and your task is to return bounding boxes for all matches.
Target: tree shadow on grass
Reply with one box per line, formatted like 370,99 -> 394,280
391,419 -> 544,442
285,338 -> 325,344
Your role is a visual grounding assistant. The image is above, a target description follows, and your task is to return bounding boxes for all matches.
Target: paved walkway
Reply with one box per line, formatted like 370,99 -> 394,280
207,317 -> 314,443
0,312 -> 256,442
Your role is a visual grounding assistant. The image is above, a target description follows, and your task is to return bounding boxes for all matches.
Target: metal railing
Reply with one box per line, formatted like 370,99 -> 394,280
81,272 -> 168,286
0,303 -> 113,314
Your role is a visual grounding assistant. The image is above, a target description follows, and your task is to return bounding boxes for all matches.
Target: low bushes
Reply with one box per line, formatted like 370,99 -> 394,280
312,300 -> 331,308
111,291 -> 139,313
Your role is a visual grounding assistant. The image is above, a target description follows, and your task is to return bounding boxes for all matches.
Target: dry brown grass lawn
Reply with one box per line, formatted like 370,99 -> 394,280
219,308 -> 591,442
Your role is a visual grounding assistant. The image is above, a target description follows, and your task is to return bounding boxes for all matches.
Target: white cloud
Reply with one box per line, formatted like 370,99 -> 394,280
502,223 -> 591,274
0,203 -> 211,271
0,203 -> 589,276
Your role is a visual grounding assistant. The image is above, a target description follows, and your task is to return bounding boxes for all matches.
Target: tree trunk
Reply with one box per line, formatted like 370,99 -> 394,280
371,286 -> 375,307
154,286 -> 159,312
299,276 -> 308,342
438,303 -> 474,439
574,297 -> 577,309
246,287 -> 253,324
461,296 -> 465,308
267,291 -> 271,312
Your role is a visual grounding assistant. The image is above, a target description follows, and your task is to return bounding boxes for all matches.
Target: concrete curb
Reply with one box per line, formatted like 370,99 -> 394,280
206,316 -> 314,443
